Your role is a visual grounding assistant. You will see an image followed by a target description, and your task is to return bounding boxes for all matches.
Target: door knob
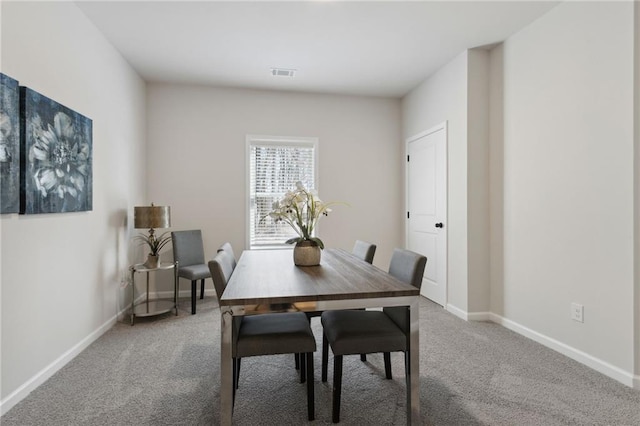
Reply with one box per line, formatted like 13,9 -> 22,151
435,223 -> 444,228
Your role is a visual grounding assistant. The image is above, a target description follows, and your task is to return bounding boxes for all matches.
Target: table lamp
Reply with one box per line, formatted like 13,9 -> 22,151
134,203 -> 171,267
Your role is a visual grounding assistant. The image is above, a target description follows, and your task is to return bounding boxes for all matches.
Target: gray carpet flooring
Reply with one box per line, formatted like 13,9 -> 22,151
2,296 -> 639,425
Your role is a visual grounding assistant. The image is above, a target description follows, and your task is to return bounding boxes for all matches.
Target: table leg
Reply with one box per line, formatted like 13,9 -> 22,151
407,297 -> 420,424
220,308 -> 234,425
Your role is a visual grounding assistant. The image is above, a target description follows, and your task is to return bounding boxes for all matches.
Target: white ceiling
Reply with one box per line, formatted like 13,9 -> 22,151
76,1 -> 559,98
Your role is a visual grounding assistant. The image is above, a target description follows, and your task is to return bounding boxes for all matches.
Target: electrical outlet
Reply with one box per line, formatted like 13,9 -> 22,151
571,303 -> 584,323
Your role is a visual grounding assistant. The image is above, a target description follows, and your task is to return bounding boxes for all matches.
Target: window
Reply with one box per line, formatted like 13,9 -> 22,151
247,135 -> 318,249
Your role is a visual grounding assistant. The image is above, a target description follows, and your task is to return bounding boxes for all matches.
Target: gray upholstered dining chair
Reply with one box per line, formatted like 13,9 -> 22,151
209,250 -> 317,421
320,248 -> 427,423
171,230 -> 211,315
352,240 -> 376,264
218,242 -> 308,380
216,241 -> 237,270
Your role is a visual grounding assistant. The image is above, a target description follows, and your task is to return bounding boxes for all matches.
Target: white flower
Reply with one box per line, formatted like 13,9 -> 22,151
262,181 -> 342,249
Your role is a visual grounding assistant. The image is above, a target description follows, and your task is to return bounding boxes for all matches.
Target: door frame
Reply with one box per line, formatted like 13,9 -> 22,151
405,121 -> 448,306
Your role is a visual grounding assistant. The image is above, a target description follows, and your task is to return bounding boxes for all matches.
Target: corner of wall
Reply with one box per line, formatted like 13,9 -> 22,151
466,48 -> 491,313
488,43 -> 505,317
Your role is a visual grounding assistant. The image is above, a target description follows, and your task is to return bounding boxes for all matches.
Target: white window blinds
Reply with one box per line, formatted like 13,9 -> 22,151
248,137 -> 317,248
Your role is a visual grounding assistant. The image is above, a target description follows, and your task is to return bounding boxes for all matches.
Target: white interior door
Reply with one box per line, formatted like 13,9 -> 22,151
406,123 -> 447,306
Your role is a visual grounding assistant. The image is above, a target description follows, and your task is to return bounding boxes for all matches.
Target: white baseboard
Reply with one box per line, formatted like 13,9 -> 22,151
467,311 -> 491,321
446,304 -> 491,321
489,313 -> 638,389
445,303 -> 468,320
0,310 -> 122,415
444,304 -> 638,389
0,288 -> 216,416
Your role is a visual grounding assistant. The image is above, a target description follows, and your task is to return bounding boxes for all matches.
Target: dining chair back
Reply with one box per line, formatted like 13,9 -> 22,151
217,242 -> 237,270
172,230 -> 211,315
352,240 -> 376,264
210,249 -> 234,299
383,248 -> 427,333
388,247 -> 425,288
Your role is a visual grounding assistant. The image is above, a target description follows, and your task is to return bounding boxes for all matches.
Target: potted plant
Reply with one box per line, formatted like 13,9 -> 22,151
265,181 -> 340,266
135,231 -> 172,268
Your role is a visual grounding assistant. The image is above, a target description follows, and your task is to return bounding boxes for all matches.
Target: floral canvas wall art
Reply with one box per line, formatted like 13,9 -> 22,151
0,73 -> 20,214
20,87 -> 92,214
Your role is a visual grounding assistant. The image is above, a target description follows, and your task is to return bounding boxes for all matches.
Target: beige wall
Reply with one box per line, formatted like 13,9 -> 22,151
499,0 -> 634,375
1,1 -> 147,410
146,84 -> 403,280
403,0 -> 638,386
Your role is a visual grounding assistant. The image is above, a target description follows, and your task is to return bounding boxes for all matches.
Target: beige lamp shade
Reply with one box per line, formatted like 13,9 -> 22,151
134,204 -> 171,229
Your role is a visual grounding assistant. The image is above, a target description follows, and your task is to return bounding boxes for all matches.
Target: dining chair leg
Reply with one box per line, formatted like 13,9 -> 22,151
295,353 -> 300,370
236,358 -> 241,389
384,352 -> 392,379
360,354 -> 367,362
332,355 -> 343,423
191,280 -> 197,314
200,279 -> 205,299
404,351 -> 411,401
322,333 -> 329,382
232,358 -> 238,405
300,352 -> 307,383
306,352 -> 315,421
404,350 -> 410,378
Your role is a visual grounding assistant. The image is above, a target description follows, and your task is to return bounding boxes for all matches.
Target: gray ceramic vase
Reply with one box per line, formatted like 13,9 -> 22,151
293,240 -> 321,266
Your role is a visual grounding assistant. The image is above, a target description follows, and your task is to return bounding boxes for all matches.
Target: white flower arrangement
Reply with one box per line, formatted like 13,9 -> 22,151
266,181 -> 340,249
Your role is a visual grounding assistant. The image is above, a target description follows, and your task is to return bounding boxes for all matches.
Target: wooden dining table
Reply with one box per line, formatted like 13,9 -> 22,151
218,248 -> 421,425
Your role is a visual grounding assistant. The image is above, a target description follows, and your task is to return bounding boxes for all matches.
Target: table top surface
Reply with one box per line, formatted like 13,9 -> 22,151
220,248 -> 419,306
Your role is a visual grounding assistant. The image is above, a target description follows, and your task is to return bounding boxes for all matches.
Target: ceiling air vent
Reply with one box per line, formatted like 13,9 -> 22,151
271,68 -> 296,77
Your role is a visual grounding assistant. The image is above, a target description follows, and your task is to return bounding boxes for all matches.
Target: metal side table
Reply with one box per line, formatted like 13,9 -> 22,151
130,261 -> 178,325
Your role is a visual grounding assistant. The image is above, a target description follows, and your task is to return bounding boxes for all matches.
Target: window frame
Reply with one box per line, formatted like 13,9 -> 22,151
245,134 -> 319,250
